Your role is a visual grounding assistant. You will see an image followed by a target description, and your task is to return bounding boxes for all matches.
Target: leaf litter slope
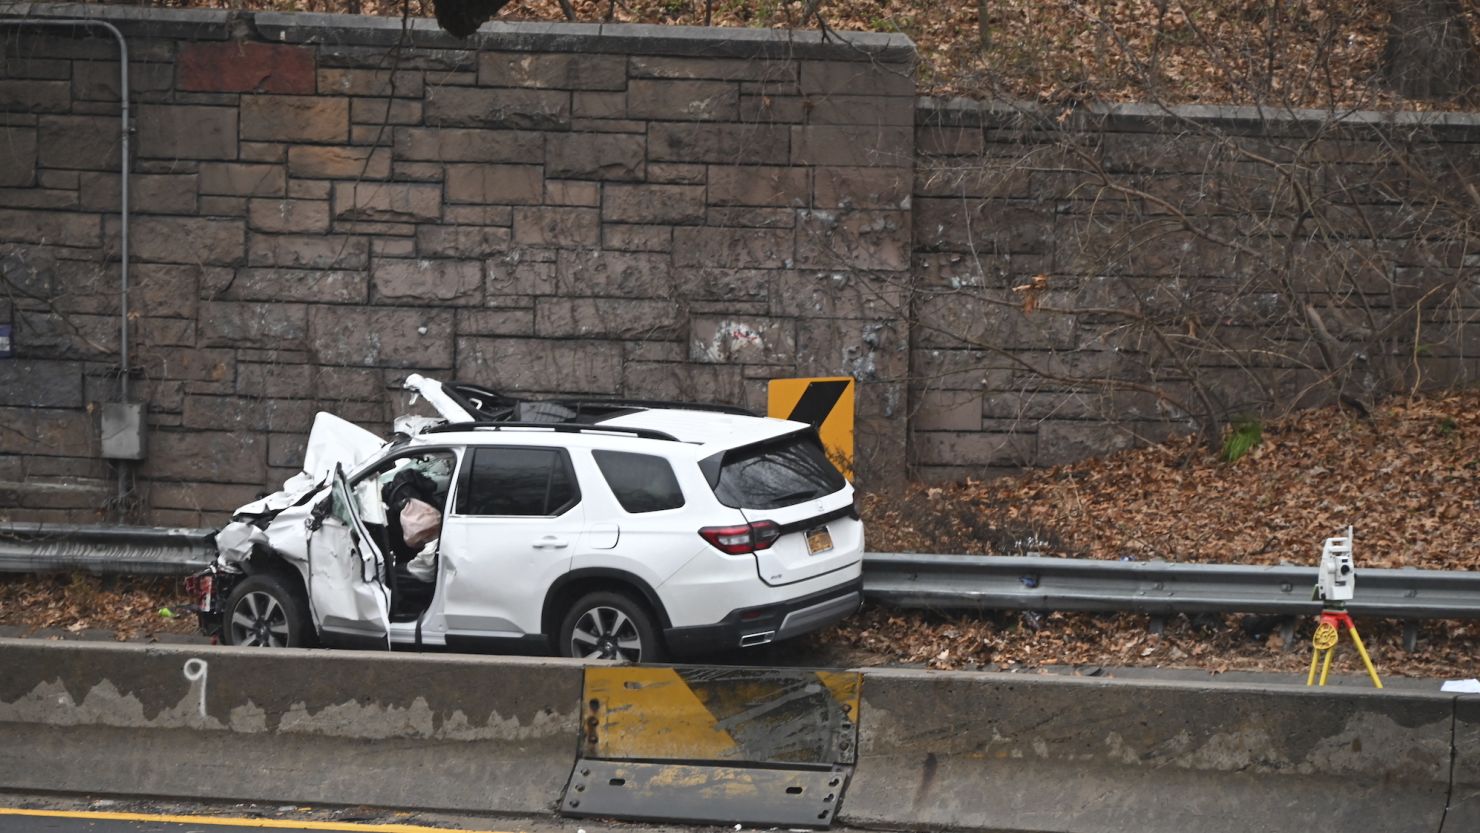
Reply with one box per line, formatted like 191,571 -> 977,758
2,387 -> 1476,679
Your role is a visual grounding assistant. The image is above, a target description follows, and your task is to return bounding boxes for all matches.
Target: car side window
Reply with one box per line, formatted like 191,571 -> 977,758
593,450 -> 685,513
456,446 -> 579,517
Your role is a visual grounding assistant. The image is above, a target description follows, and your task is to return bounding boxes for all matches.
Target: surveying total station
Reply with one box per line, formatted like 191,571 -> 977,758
1307,527 -> 1383,689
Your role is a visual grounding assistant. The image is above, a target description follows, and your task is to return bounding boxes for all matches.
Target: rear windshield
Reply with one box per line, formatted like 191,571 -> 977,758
703,431 -> 846,510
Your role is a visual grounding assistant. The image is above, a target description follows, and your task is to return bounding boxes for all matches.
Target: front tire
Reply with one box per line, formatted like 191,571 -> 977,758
558,591 -> 664,663
222,573 -> 314,648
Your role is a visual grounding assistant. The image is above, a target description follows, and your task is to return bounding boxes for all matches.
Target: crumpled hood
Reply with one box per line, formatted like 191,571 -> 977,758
231,412 -> 384,519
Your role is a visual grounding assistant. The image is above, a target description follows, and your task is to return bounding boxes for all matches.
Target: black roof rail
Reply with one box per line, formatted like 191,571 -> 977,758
550,398 -> 755,416
420,421 -> 681,442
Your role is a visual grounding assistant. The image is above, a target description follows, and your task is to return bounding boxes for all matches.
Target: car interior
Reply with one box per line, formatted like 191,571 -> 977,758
350,450 -> 457,622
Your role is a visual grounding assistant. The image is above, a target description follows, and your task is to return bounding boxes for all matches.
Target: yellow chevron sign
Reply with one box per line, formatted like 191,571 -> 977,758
767,376 -> 855,479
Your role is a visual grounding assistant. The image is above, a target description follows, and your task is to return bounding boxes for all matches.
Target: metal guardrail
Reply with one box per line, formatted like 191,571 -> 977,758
0,524 -> 216,576
3,524 -> 1478,620
863,552 -> 1480,620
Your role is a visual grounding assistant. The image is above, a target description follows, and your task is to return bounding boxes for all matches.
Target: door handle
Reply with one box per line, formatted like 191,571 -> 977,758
533,536 -> 569,550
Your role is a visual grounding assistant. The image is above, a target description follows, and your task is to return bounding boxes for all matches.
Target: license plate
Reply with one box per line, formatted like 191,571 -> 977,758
806,526 -> 833,555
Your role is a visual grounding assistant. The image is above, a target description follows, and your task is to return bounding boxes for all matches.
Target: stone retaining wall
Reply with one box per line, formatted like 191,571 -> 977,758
1,4 -> 1476,521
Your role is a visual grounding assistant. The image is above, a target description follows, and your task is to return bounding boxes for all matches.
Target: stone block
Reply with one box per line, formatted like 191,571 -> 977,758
456,336 -> 622,393
314,366 -> 387,401
488,255 -> 556,296
648,122 -> 788,164
198,196 -> 248,216
807,95 -> 914,126
457,308 -> 536,337
629,56 -> 796,83
288,145 -> 392,179
797,208 -> 911,272
424,85 -> 570,130
133,263 -> 207,319
706,207 -> 794,228
740,94 -> 806,124
0,208 -> 100,247
443,205 -> 513,226
708,165 -> 808,207
0,79 -> 68,113
915,289 -> 1078,351
37,115 -> 121,171
573,91 -> 626,119
200,301 -> 309,348
913,389 -> 985,432
674,268 -> 770,301
0,359 -> 84,408
137,105 -> 238,161
318,68 -> 424,98
672,226 -> 793,269
791,125 -> 911,167
603,224 -> 672,252
626,79 -> 738,121
794,317 -> 907,381
81,172 -> 197,215
394,127 -> 544,163
916,122 -> 987,156
332,182 -> 442,223
646,162 -> 707,184
0,126 -> 37,187
124,216 -> 245,266
478,52 -> 627,90
814,166 -> 910,209
798,60 -> 914,97
241,96 -> 350,143
240,142 -> 287,163
309,306 -> 454,368
143,430 -> 266,484
512,206 -> 600,247
351,98 -> 423,126
1036,421 -> 1138,466
247,234 -> 371,270
773,270 -> 907,319
199,163 -> 286,197
535,297 -> 682,338
622,362 -> 746,404
914,431 -> 1035,467
0,55 -> 68,80
248,198 -> 331,234
545,180 -> 600,206
392,161 -> 444,182
372,258 -> 483,304
178,42 -> 315,94
219,267 -> 368,303
555,250 -> 673,297
0,187 -> 76,210
914,198 -> 1053,254
602,183 -> 705,223
545,132 -> 645,181
689,315 -> 797,364
416,225 -> 511,258
445,163 -> 543,204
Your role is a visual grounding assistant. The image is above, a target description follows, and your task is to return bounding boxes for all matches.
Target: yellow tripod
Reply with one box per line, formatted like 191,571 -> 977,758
1306,609 -> 1382,688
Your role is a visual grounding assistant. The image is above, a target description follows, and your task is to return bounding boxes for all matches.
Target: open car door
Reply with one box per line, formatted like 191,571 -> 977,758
306,463 -> 391,649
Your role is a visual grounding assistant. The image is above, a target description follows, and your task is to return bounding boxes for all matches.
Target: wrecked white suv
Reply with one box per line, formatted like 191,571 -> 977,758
185,376 -> 864,661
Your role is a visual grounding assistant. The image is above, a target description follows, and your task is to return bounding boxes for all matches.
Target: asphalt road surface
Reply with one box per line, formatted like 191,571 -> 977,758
0,800 -> 872,833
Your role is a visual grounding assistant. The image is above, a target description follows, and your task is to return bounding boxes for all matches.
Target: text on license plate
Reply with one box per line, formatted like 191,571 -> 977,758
806,526 -> 833,555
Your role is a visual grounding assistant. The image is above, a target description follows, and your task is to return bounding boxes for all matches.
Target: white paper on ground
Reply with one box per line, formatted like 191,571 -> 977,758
1440,678 -> 1480,693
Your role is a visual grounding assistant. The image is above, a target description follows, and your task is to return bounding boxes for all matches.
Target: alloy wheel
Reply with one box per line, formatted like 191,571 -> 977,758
230,590 -> 290,647
569,605 -> 644,662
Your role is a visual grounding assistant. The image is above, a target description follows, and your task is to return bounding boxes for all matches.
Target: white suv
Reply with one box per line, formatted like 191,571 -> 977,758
186,376 -> 864,661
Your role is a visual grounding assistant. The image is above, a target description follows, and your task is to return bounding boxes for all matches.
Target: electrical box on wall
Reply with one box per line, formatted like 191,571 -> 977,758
100,402 -> 146,460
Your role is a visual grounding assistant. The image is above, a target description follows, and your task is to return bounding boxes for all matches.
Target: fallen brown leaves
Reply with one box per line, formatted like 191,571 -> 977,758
162,0 -> 1480,109
864,386 -> 1480,570
0,574 -> 197,641
844,385 -> 1480,678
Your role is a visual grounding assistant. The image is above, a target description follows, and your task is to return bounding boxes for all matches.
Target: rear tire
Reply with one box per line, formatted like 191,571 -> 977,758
222,572 -> 314,648
558,591 -> 664,663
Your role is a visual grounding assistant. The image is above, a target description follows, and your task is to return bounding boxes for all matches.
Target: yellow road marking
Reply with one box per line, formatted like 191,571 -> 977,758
0,807 -> 521,832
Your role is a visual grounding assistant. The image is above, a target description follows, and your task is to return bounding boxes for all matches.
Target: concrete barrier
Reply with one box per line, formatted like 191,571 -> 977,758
842,670 -> 1457,833
1448,694 -> 1480,832
0,639 -> 583,815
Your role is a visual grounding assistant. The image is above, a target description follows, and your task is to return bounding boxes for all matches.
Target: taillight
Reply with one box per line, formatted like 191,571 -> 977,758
699,520 -> 780,554
185,574 -> 214,607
